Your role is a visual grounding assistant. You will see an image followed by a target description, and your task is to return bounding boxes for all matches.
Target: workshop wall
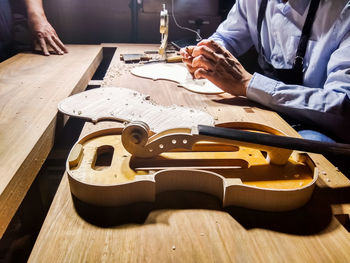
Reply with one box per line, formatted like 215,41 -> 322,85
43,0 -> 232,44
44,0 -> 132,44
138,0 -> 221,43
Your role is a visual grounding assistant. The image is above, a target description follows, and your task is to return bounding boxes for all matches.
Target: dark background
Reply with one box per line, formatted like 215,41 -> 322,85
10,0 -> 236,49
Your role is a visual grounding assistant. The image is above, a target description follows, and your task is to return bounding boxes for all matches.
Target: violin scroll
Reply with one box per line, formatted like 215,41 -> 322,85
121,121 -> 196,158
122,121 -> 151,156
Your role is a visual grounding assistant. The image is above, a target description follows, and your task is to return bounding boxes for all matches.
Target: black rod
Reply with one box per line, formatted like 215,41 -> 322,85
198,125 -> 350,156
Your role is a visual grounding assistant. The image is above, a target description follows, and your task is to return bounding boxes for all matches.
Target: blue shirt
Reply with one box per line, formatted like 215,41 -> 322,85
210,0 -> 350,142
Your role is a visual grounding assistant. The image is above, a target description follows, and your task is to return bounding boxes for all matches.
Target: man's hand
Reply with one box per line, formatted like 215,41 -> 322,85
28,15 -> 68,56
180,45 -> 197,77
181,39 -> 252,97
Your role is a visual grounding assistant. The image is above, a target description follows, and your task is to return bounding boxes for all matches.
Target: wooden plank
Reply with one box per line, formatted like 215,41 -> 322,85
0,45 -> 103,238
29,44 -> 350,262
30,174 -> 350,262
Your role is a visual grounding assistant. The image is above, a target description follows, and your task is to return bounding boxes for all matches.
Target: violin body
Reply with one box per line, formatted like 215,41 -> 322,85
67,122 -> 317,211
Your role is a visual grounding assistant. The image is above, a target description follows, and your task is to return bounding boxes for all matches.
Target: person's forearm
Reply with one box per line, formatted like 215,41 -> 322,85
246,73 -> 350,142
24,0 -> 67,55
24,0 -> 46,22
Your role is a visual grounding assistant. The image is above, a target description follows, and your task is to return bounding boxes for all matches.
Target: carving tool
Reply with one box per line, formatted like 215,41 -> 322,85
141,55 -> 183,64
120,53 -> 151,63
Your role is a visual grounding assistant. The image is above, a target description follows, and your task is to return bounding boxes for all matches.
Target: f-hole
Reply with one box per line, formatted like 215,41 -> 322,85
93,145 -> 114,171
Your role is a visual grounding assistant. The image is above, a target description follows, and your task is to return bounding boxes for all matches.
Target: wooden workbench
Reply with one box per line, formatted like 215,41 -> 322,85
0,45 -> 102,238
29,44 -> 350,262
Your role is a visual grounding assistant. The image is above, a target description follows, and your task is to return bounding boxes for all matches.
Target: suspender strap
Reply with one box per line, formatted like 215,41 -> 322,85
294,0 -> 321,68
257,0 -> 269,57
257,0 -> 321,69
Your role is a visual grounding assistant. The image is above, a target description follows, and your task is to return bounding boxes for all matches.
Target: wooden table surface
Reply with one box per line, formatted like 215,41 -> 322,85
29,44 -> 350,262
0,45 -> 102,238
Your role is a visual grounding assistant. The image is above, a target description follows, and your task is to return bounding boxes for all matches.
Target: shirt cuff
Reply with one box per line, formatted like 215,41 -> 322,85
246,73 -> 279,106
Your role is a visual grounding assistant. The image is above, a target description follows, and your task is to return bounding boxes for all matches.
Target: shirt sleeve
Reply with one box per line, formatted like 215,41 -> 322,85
246,31 -> 350,142
209,0 -> 254,57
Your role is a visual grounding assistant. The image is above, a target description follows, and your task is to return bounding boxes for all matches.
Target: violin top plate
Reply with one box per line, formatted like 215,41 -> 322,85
58,87 -> 214,133
131,63 -> 224,94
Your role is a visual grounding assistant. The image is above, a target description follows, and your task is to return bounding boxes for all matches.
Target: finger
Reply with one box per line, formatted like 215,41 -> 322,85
197,39 -> 221,53
39,38 -> 50,56
192,55 -> 216,71
192,45 -> 218,62
180,47 -> 190,57
208,41 -> 232,58
182,57 -> 194,71
197,39 -> 211,47
182,57 -> 193,64
181,56 -> 196,75
181,46 -> 195,59
180,48 -> 191,59
185,63 -> 197,74
185,46 -> 195,56
193,68 -> 214,80
198,39 -> 232,58
53,35 -> 68,53
46,36 -> 64,55
182,57 -> 193,66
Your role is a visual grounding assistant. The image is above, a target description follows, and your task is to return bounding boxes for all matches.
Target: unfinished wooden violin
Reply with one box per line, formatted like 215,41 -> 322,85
66,121 -> 318,211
